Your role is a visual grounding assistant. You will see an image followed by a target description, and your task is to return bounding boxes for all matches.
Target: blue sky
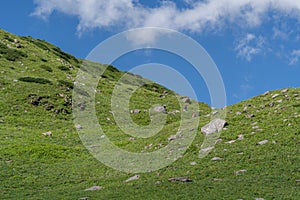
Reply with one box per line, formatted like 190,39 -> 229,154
1,0 -> 300,106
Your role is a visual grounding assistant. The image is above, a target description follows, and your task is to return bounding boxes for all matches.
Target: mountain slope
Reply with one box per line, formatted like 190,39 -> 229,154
0,29 -> 299,199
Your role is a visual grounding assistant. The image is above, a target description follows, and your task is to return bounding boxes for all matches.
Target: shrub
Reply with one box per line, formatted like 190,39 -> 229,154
40,65 -> 53,72
19,77 -> 52,84
58,65 -> 70,71
58,80 -> 74,89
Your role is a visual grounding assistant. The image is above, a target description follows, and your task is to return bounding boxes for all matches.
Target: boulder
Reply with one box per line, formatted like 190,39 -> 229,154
201,119 -> 227,136
181,97 -> 192,104
153,105 -> 166,113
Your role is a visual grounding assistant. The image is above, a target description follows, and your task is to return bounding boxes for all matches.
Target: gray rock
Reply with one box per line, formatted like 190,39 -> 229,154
85,186 -> 102,191
125,175 -> 140,182
42,131 -> 52,136
272,94 -> 280,99
153,105 -> 166,113
201,119 -> 227,136
235,169 -> 247,175
211,157 -> 223,161
190,161 -> 197,166
258,140 -> 268,145
181,97 -> 192,104
281,89 -> 288,93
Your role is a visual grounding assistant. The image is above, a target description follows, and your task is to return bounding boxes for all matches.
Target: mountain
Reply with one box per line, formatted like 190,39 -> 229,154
0,29 -> 299,199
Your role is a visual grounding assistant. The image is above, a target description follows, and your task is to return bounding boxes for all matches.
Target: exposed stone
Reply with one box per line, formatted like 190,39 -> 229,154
255,198 -> 265,200
168,135 -> 177,142
281,89 -> 288,93
79,197 -> 89,200
263,91 -> 270,96
294,94 -> 299,97
168,177 -> 192,182
85,186 -> 102,191
201,118 -> 227,136
42,131 -> 52,136
153,105 -> 166,113
272,94 -> 280,99
192,112 -> 200,118
75,124 -> 82,129
211,157 -> 223,161
277,99 -> 283,103
190,161 -> 197,166
238,134 -> 244,140
225,140 -> 236,144
258,140 -> 269,145
269,102 -> 274,107
130,109 -> 141,114
212,111 -> 219,115
181,97 -> 192,104
125,175 -> 140,182
236,111 -> 242,115
247,114 -> 255,118
235,169 -> 247,175
129,137 -> 135,141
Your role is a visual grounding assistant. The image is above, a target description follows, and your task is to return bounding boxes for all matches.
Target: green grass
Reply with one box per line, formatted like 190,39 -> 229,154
0,29 -> 299,199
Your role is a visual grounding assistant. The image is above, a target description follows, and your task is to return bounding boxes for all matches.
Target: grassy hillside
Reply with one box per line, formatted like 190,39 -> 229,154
0,29 -> 299,199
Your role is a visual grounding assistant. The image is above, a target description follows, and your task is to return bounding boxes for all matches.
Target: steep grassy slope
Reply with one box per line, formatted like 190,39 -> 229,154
0,29 -> 299,199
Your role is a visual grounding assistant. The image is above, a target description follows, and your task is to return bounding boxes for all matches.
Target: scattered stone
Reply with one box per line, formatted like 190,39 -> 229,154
258,140 -> 269,145
85,186 -> 102,191
296,180 -> 300,183
277,99 -> 283,103
168,177 -> 192,182
153,105 -> 166,113
181,97 -> 192,104
212,111 -> 219,115
235,169 -> 247,175
130,109 -> 140,114
255,198 -> 265,200
169,110 -> 180,115
190,161 -> 197,166
225,140 -> 236,144
129,137 -> 135,141
281,89 -> 288,93
269,102 -> 274,107
0,119 -> 4,124
236,111 -> 242,115
238,134 -> 244,140
272,94 -> 280,99
294,94 -> 299,97
252,126 -> 259,129
201,118 -> 227,136
42,131 -> 52,136
79,197 -> 89,200
168,135 -> 177,142
5,160 -> 13,164
272,141 -> 276,144
263,91 -> 270,95
183,105 -> 188,111
125,175 -> 140,182
192,112 -> 200,118
155,181 -> 161,185
247,114 -> 255,118
211,157 -> 222,161
75,124 -> 82,129
200,146 -> 214,153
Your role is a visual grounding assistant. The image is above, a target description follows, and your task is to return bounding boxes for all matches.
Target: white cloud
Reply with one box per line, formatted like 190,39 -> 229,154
32,0 -> 300,46
289,49 -> 300,65
235,33 -> 265,61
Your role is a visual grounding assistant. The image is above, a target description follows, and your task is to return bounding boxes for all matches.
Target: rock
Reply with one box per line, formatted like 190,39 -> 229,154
168,135 -> 177,142
258,140 -> 268,145
211,157 -> 222,161
255,198 -> 265,200
235,169 -> 247,175
238,134 -> 244,140
190,161 -> 197,166
129,137 -> 135,141
168,177 -> 192,182
155,181 -> 161,185
272,94 -> 280,99
42,131 -> 52,136
200,146 -> 214,152
263,91 -> 270,95
183,105 -> 188,111
247,114 -> 255,118
0,119 -> 4,124
296,180 -> 300,183
16,43 -> 22,48
169,110 -> 180,115
131,109 -> 140,114
153,105 -> 166,113
236,111 -> 242,115
79,197 -> 89,200
225,140 -> 236,144
212,111 -> 219,115
181,97 -> 192,104
201,119 -> 227,136
252,126 -> 259,129
269,102 -> 274,107
85,186 -> 102,191
277,99 -> 283,103
75,124 -> 82,129
281,89 -> 288,93
294,94 -> 299,97
192,112 -> 200,118
125,175 -> 140,182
